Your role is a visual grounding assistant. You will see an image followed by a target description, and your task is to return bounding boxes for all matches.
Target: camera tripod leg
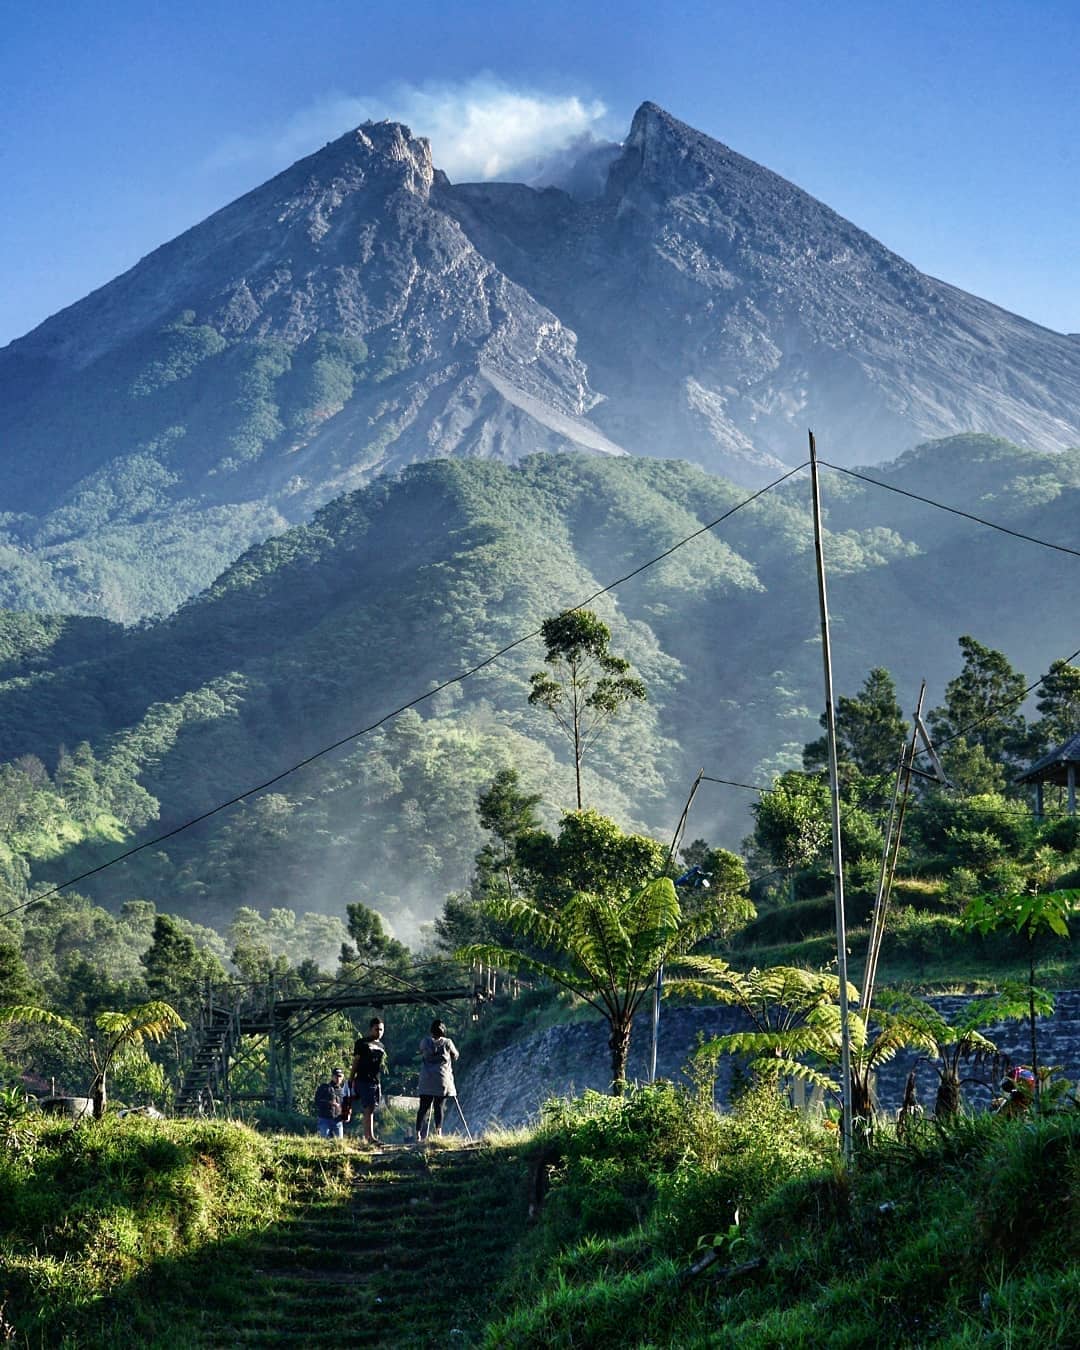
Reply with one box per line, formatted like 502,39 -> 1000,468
450,1096 -> 473,1142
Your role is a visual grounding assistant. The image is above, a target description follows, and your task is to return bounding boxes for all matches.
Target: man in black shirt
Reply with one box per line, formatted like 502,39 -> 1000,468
348,1018 -> 386,1146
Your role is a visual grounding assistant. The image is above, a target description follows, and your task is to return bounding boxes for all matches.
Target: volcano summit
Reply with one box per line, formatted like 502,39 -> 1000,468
2,102 -> 1078,618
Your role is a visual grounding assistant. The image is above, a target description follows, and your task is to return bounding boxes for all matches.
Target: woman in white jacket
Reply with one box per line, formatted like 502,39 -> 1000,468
416,1019 -> 459,1141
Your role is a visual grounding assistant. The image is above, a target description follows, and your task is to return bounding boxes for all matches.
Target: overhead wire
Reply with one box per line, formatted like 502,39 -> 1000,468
7,454 -> 1079,929
0,461 -> 810,925
694,471 -> 1080,820
701,774 -> 771,793
819,461 -> 1080,559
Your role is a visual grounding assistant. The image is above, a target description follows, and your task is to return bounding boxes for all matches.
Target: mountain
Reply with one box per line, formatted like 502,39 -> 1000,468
1,437 -> 1078,940
2,104 -> 1079,620
443,103 -> 1080,473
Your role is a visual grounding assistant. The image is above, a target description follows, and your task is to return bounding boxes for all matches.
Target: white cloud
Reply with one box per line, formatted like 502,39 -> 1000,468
204,75 -> 612,183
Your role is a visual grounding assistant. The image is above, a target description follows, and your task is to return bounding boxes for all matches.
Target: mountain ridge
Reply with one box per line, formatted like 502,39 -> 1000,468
2,101 -> 1078,621
1,436 -> 1077,940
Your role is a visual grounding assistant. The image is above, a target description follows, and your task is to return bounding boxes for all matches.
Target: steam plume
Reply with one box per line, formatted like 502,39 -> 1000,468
206,75 -> 611,183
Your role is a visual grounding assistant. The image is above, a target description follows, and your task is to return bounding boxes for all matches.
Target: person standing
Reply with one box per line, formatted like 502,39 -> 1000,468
314,1067 -> 346,1140
416,1019 -> 459,1142
348,1017 -> 387,1146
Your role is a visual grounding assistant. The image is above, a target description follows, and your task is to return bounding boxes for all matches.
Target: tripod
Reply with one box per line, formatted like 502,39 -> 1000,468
449,1095 -> 473,1142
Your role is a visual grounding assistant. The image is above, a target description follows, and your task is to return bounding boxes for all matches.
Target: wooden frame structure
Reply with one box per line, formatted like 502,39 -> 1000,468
1015,731 -> 1080,817
177,965 -> 494,1114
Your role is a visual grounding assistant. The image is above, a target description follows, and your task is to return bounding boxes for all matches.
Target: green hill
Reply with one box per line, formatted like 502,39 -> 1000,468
1,438 -> 1077,940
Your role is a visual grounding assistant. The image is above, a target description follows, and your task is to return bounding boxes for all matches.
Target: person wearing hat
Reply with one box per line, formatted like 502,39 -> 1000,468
416,1019 -> 459,1142
314,1066 -> 347,1139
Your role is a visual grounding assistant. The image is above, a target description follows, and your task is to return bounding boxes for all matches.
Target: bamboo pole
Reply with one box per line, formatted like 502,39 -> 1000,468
649,768 -> 705,1083
863,682 -> 926,1016
808,431 -> 853,1161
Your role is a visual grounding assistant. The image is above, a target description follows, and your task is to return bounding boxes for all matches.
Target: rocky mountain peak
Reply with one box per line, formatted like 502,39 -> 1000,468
3,100 -> 1080,620
346,120 -> 435,195
607,100 -> 729,204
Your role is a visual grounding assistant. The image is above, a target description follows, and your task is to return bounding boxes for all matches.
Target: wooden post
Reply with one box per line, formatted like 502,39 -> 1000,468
282,1028 -> 293,1112
1068,765 -> 1076,816
266,976 -> 278,1109
649,769 -> 705,1083
809,431 -> 853,1161
863,683 -> 925,1017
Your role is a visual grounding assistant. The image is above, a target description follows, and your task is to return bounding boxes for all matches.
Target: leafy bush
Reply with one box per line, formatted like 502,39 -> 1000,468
655,1085 -> 833,1257
1038,814 -> 1080,854
528,1084 -> 724,1249
487,1107 -> 1080,1349
0,1115 -> 282,1340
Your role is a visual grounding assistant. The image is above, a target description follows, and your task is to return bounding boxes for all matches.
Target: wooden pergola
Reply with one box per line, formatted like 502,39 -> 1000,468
1015,731 -> 1080,817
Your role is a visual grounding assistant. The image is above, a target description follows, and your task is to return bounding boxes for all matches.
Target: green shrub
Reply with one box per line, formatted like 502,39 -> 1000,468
488,1097 -> 1080,1349
1038,814 -> 1080,854
656,1086 -> 833,1257
0,1116 -> 281,1338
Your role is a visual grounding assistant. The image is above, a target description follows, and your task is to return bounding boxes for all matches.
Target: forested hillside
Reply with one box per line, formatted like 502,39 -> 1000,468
0,436 -> 1078,941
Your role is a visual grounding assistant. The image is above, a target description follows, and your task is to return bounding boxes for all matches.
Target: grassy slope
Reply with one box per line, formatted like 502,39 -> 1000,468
482,1088 -> 1079,1349
0,1119 -> 529,1349
3,1091 -> 1077,1348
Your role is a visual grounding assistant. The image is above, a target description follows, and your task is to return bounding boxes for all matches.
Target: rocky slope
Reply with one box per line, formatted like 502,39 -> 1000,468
2,103 -> 1079,618
444,103 -> 1080,476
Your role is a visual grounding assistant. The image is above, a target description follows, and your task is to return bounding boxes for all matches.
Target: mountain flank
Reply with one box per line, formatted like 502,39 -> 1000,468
1,104 -> 1078,619
2,437 -> 1078,940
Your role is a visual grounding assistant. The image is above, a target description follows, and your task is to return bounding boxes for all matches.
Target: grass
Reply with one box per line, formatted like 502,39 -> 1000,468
1,1088 -> 1077,1346
0,1116 -> 531,1348
732,862 -> 1079,989
480,1088 -> 1080,1348
0,1116 -> 286,1344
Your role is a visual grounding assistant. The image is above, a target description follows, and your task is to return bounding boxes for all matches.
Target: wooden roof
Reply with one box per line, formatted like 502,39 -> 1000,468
1015,731 -> 1080,786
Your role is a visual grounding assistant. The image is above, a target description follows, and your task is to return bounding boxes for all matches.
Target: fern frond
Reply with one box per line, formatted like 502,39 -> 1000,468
96,1001 -> 185,1041
0,1004 -> 82,1039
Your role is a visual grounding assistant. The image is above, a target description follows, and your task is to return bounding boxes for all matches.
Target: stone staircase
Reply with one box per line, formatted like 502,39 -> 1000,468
200,1143 -> 526,1348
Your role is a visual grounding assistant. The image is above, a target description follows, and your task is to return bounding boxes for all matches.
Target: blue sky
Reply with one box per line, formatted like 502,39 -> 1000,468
2,0 -> 1077,346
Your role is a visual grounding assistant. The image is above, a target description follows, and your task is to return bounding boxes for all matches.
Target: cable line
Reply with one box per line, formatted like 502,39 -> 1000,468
820,461 -> 1080,559
701,637 -> 1080,836
0,462 -> 809,923
701,774 -> 771,793
920,645 -> 1080,754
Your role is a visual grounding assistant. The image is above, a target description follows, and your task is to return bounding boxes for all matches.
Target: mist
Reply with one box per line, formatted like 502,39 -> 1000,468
206,74 -> 613,184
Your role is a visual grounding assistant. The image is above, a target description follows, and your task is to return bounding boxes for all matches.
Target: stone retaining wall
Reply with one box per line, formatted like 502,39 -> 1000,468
456,991 -> 1080,1132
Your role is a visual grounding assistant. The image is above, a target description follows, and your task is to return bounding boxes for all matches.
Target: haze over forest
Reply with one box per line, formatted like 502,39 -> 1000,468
1,101 -> 1079,947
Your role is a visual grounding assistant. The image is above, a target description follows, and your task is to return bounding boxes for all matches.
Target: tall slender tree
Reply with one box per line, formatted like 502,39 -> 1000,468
928,635 -> 1027,772
473,769 -> 542,903
528,610 -> 646,809
1030,659 -> 1080,755
803,666 -> 907,786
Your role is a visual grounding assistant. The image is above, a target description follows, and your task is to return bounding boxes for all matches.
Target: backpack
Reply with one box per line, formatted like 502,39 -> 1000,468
430,1037 -> 450,1066
314,1082 -> 341,1118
